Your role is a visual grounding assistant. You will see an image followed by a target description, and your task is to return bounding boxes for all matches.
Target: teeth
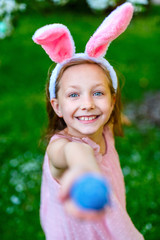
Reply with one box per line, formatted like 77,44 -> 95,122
78,116 -> 97,121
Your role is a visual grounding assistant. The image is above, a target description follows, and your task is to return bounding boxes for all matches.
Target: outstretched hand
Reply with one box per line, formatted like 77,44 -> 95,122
59,168 -> 110,221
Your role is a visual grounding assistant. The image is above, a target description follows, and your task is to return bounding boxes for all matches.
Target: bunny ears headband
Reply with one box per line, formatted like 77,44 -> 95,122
32,2 -> 134,100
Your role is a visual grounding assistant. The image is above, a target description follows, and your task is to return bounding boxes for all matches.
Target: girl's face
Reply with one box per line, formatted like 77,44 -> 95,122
51,63 -> 115,140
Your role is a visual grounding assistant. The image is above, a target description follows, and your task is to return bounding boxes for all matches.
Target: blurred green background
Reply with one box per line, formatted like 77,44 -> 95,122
0,1 -> 160,240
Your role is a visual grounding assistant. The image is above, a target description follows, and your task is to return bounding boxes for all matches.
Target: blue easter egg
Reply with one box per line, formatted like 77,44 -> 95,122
70,174 -> 110,210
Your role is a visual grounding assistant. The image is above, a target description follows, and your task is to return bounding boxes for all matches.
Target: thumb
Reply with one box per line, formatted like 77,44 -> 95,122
59,167 -> 88,201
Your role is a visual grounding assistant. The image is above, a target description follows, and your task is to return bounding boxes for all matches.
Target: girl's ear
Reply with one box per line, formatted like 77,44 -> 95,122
112,94 -> 116,106
51,98 -> 63,118
111,94 -> 116,111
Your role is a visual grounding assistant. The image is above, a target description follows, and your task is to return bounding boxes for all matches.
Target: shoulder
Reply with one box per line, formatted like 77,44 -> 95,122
47,129 -> 71,157
46,137 -> 70,180
48,136 -> 70,149
47,135 -> 95,180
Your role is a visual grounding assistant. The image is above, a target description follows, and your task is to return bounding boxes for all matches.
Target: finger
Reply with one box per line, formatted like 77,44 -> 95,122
59,168 -> 87,201
64,199 -> 106,221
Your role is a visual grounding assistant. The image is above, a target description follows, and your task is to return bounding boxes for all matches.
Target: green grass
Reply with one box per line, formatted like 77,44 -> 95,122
116,125 -> 160,238
0,5 -> 160,240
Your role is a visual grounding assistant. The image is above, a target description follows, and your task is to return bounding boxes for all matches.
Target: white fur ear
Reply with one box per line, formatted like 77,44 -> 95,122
51,99 -> 63,118
32,24 -> 75,63
85,3 -> 134,58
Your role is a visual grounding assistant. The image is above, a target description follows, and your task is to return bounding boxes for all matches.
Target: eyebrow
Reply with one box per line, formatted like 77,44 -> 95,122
67,85 -> 80,89
67,83 -> 106,89
93,83 -> 106,88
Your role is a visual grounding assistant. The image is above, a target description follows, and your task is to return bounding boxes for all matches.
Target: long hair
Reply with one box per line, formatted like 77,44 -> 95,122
45,59 -> 123,142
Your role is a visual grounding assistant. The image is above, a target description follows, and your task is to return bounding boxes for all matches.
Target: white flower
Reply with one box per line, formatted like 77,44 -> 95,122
0,0 -> 26,16
0,18 -> 13,39
19,3 -> 26,11
0,21 -> 7,33
4,0 -> 17,14
10,195 -> 21,205
51,0 -> 70,6
86,0 -> 115,11
0,0 -> 26,39
128,0 -> 148,5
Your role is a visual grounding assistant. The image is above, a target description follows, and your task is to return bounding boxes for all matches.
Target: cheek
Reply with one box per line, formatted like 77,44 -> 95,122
101,99 -> 114,115
100,97 -> 111,108
65,100 -> 78,110
60,101 -> 76,117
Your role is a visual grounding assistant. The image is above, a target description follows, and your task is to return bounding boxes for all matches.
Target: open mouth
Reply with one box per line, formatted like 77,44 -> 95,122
76,115 -> 99,121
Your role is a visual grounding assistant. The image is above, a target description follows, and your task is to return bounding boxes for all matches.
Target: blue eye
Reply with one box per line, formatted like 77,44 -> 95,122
69,93 -> 79,98
93,92 -> 103,96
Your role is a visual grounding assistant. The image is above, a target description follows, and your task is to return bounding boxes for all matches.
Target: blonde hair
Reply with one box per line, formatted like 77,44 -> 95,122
45,59 -> 123,141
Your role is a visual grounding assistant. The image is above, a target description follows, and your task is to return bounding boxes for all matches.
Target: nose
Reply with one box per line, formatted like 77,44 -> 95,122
80,95 -> 95,111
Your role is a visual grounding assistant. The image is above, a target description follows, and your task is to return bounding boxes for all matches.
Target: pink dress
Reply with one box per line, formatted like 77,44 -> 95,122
40,126 -> 144,240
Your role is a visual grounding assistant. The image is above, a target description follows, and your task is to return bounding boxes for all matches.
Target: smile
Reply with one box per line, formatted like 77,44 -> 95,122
76,115 -> 99,121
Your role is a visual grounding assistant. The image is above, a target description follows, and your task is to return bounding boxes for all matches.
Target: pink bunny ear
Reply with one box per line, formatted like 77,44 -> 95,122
85,3 -> 134,58
32,24 -> 75,63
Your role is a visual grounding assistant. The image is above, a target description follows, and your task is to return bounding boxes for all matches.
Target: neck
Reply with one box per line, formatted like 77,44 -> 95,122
89,128 -> 103,145
65,126 -> 106,154
89,128 -> 106,155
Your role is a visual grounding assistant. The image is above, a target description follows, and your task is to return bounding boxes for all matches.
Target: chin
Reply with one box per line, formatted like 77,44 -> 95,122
77,128 -> 101,137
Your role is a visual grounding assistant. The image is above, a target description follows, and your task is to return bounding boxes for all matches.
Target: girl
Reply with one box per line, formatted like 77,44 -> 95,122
33,3 -> 144,240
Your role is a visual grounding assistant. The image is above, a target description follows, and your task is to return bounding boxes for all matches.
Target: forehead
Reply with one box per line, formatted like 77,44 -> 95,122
59,63 -> 110,89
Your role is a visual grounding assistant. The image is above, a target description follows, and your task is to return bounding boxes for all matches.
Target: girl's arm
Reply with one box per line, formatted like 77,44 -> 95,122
47,139 -> 104,220
47,138 -> 101,183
